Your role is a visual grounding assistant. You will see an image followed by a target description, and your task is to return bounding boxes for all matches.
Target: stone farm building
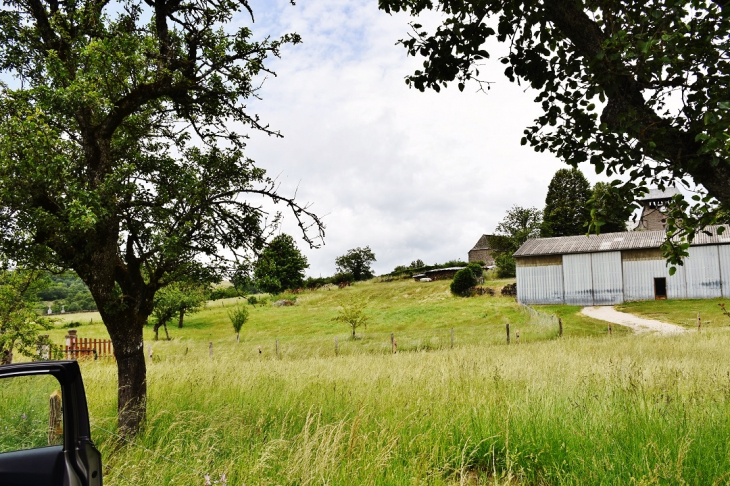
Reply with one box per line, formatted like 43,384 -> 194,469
468,234 -> 495,265
514,226 -> 730,305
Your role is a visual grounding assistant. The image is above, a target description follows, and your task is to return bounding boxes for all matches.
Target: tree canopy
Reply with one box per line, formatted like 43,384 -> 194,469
379,0 -> 730,261
0,262 -> 52,364
335,247 -> 377,282
492,206 -> 543,277
589,182 -> 637,233
542,168 -> 592,237
253,234 -> 309,294
0,0 -> 322,435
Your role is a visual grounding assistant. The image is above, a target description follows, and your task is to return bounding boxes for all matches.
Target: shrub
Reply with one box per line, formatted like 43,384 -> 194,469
466,263 -> 483,279
246,295 -> 258,306
450,268 -> 477,296
304,276 -> 329,289
331,272 -> 354,285
495,253 -> 516,278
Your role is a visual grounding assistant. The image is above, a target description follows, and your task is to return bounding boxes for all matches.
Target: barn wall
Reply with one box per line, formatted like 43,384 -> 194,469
563,254 -> 594,305
684,246 -> 722,298
622,257 -> 687,301
591,252 -> 624,304
516,264 -> 564,304
516,243 -> 730,305
720,245 -> 730,298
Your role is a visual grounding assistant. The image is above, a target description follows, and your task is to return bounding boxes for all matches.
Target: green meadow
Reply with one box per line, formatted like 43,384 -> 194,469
34,278 -> 730,484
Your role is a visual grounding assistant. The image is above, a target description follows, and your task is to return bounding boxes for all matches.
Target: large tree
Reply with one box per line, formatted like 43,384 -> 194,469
542,168 -> 592,237
335,247 -> 377,281
253,233 -> 309,294
379,0 -> 730,262
0,0 -> 323,434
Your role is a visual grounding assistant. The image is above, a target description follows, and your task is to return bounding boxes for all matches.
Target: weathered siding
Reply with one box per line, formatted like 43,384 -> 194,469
591,252 -> 623,304
622,257 -> 686,301
516,264 -> 564,304
684,246 -> 722,298
515,255 -> 562,267
563,254 -> 594,305
720,245 -> 730,298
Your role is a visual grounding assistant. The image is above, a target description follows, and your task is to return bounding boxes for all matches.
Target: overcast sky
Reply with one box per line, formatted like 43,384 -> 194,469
234,0 -> 614,277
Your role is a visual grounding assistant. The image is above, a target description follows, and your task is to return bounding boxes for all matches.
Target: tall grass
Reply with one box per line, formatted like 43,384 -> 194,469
79,329 -> 730,485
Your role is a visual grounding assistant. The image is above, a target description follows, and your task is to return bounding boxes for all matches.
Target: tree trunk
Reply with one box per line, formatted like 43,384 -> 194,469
178,307 -> 185,328
164,322 -> 170,340
116,345 -> 146,436
103,313 -> 148,437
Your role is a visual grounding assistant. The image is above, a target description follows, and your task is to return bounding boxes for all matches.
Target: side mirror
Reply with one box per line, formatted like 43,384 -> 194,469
0,361 -> 102,486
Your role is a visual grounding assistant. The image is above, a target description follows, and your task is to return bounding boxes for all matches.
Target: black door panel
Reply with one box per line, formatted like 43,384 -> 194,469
0,446 -> 65,486
0,361 -> 102,485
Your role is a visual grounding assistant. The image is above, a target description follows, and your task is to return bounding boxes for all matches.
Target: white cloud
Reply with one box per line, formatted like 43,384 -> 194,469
237,0 -> 613,277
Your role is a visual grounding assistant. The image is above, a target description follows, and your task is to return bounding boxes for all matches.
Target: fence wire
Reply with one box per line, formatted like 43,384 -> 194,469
518,303 -> 560,328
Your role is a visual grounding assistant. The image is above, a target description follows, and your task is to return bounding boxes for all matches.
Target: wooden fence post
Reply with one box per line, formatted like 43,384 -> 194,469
697,312 -> 701,331
558,318 -> 563,337
515,329 -> 520,344
335,336 -> 339,356
391,333 -> 396,354
506,323 -> 510,344
209,342 -> 213,357
608,322 -> 612,335
48,390 -> 62,446
450,328 -> 454,349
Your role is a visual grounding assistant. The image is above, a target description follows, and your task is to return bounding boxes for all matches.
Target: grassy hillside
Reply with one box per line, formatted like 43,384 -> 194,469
46,278 -> 616,360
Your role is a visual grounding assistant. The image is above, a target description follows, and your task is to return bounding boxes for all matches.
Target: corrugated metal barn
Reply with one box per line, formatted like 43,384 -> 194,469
514,226 -> 730,305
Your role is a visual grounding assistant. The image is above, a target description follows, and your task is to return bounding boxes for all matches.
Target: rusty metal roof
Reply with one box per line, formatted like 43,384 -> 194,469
514,225 -> 730,257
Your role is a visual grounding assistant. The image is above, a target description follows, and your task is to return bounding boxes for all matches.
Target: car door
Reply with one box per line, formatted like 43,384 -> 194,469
0,360 -> 102,486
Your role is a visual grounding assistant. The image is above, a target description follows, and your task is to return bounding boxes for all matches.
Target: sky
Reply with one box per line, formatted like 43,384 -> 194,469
228,0 -> 616,277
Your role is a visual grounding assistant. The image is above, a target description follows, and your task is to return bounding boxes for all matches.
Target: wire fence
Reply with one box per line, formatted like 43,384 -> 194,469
518,303 -> 560,328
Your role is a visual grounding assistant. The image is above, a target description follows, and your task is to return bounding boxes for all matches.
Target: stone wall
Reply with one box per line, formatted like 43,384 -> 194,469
468,249 -> 494,265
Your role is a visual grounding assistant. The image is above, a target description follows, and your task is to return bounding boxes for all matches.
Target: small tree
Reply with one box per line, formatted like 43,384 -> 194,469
228,306 -> 249,342
332,299 -> 370,338
151,282 -> 209,340
450,268 -> 478,297
335,247 -> 376,281
0,263 -> 52,364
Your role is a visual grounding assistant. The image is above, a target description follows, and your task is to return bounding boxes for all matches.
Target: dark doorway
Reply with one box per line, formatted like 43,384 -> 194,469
654,277 -> 667,300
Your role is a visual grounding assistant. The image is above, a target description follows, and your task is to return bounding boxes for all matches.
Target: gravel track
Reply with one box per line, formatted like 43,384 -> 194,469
581,306 -> 686,335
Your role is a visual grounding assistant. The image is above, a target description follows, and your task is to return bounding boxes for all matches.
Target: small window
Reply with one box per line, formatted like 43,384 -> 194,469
0,374 -> 63,453
654,277 -> 667,300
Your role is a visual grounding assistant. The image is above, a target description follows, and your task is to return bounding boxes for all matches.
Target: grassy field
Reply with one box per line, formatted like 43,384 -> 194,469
618,298 -> 730,330
29,278 -> 730,484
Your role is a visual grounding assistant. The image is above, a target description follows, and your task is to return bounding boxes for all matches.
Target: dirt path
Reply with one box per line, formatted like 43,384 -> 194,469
581,306 -> 686,335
